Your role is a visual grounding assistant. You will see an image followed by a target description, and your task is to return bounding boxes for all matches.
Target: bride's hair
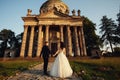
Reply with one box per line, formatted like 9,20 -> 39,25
60,42 -> 65,50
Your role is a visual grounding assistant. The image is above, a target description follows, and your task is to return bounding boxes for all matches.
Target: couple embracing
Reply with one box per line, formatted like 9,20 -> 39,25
40,41 -> 73,78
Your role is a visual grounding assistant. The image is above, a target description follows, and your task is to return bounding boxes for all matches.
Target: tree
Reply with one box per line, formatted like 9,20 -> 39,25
113,47 -> 120,56
114,10 -> 120,45
99,16 -> 117,53
82,16 -> 102,56
0,29 -> 15,47
0,29 -> 15,57
0,29 -> 15,39
116,10 -> 120,36
15,33 -> 23,57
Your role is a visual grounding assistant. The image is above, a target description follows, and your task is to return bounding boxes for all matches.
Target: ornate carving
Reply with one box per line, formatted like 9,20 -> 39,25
72,9 -> 76,16
78,10 -> 81,16
27,9 -> 32,16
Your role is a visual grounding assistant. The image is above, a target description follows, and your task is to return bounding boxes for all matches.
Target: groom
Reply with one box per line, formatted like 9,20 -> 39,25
40,41 -> 51,75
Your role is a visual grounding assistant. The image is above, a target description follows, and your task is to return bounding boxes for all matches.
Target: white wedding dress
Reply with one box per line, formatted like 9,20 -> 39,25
50,51 -> 73,78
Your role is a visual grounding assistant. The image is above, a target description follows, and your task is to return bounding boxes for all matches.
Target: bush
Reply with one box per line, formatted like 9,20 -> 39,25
113,47 -> 120,56
103,52 -> 112,57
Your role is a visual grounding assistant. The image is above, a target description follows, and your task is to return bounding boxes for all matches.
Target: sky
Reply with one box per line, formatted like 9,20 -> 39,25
0,0 -> 119,51
0,0 -> 119,35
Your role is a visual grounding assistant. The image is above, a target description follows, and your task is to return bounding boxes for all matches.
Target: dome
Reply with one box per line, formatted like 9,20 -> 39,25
40,0 -> 69,15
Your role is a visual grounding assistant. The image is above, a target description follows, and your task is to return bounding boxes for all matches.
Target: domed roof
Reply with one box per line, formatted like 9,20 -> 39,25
40,0 -> 69,15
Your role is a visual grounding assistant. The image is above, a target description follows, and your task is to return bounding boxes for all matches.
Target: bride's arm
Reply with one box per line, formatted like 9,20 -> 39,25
63,48 -> 66,55
53,50 -> 59,57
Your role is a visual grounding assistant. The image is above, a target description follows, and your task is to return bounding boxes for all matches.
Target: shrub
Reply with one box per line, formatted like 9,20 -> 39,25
113,47 -> 120,56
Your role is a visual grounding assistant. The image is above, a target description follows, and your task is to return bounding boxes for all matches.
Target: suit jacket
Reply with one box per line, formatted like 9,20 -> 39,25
40,45 -> 50,58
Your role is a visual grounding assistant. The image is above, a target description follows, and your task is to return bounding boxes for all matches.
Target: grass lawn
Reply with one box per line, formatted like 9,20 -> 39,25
0,59 -> 41,79
70,57 -> 120,80
0,57 -> 120,80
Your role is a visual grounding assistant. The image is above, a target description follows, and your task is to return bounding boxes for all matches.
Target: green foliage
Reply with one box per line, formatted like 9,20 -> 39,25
114,47 -> 120,52
82,16 -> 102,55
99,16 -> 117,53
0,29 -> 15,41
116,10 -> 120,37
0,29 -> 23,57
80,74 -> 91,80
0,29 -> 15,57
113,47 -> 120,56
113,12 -> 120,42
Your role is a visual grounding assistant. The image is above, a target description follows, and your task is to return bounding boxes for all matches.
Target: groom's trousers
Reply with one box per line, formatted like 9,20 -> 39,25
43,57 -> 48,74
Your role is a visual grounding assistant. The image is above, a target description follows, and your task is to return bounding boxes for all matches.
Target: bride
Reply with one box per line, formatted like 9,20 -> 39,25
50,42 -> 73,78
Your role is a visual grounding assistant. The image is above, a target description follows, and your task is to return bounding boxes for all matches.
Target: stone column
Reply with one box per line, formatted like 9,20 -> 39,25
36,25 -> 42,57
81,27 -> 87,56
78,28 -> 84,56
20,25 -> 28,57
74,27 -> 80,56
28,26 -> 35,57
45,25 -> 49,42
66,26 -> 73,56
60,25 -> 64,42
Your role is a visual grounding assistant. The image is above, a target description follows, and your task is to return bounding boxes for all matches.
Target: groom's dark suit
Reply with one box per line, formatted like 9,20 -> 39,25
40,44 -> 50,75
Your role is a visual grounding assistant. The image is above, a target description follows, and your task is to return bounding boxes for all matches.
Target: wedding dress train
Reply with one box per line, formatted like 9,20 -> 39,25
50,51 -> 73,78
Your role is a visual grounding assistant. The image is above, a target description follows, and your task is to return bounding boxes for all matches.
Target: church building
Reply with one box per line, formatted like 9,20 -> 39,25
20,0 -> 87,57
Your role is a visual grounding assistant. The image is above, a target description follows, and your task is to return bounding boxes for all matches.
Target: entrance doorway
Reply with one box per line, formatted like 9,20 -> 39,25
51,43 -> 58,55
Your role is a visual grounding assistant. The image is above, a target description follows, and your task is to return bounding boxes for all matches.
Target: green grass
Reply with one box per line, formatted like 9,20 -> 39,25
0,57 -> 120,80
70,57 -> 120,80
0,60 -> 40,79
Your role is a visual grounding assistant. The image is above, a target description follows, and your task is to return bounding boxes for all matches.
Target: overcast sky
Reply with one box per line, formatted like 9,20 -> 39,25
0,0 -> 120,36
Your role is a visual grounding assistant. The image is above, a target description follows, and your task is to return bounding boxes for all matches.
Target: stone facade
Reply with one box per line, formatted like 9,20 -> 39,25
20,0 -> 87,57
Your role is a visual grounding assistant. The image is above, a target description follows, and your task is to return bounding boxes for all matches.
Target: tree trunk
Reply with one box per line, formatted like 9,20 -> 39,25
108,34 -> 114,53
109,40 -> 114,53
